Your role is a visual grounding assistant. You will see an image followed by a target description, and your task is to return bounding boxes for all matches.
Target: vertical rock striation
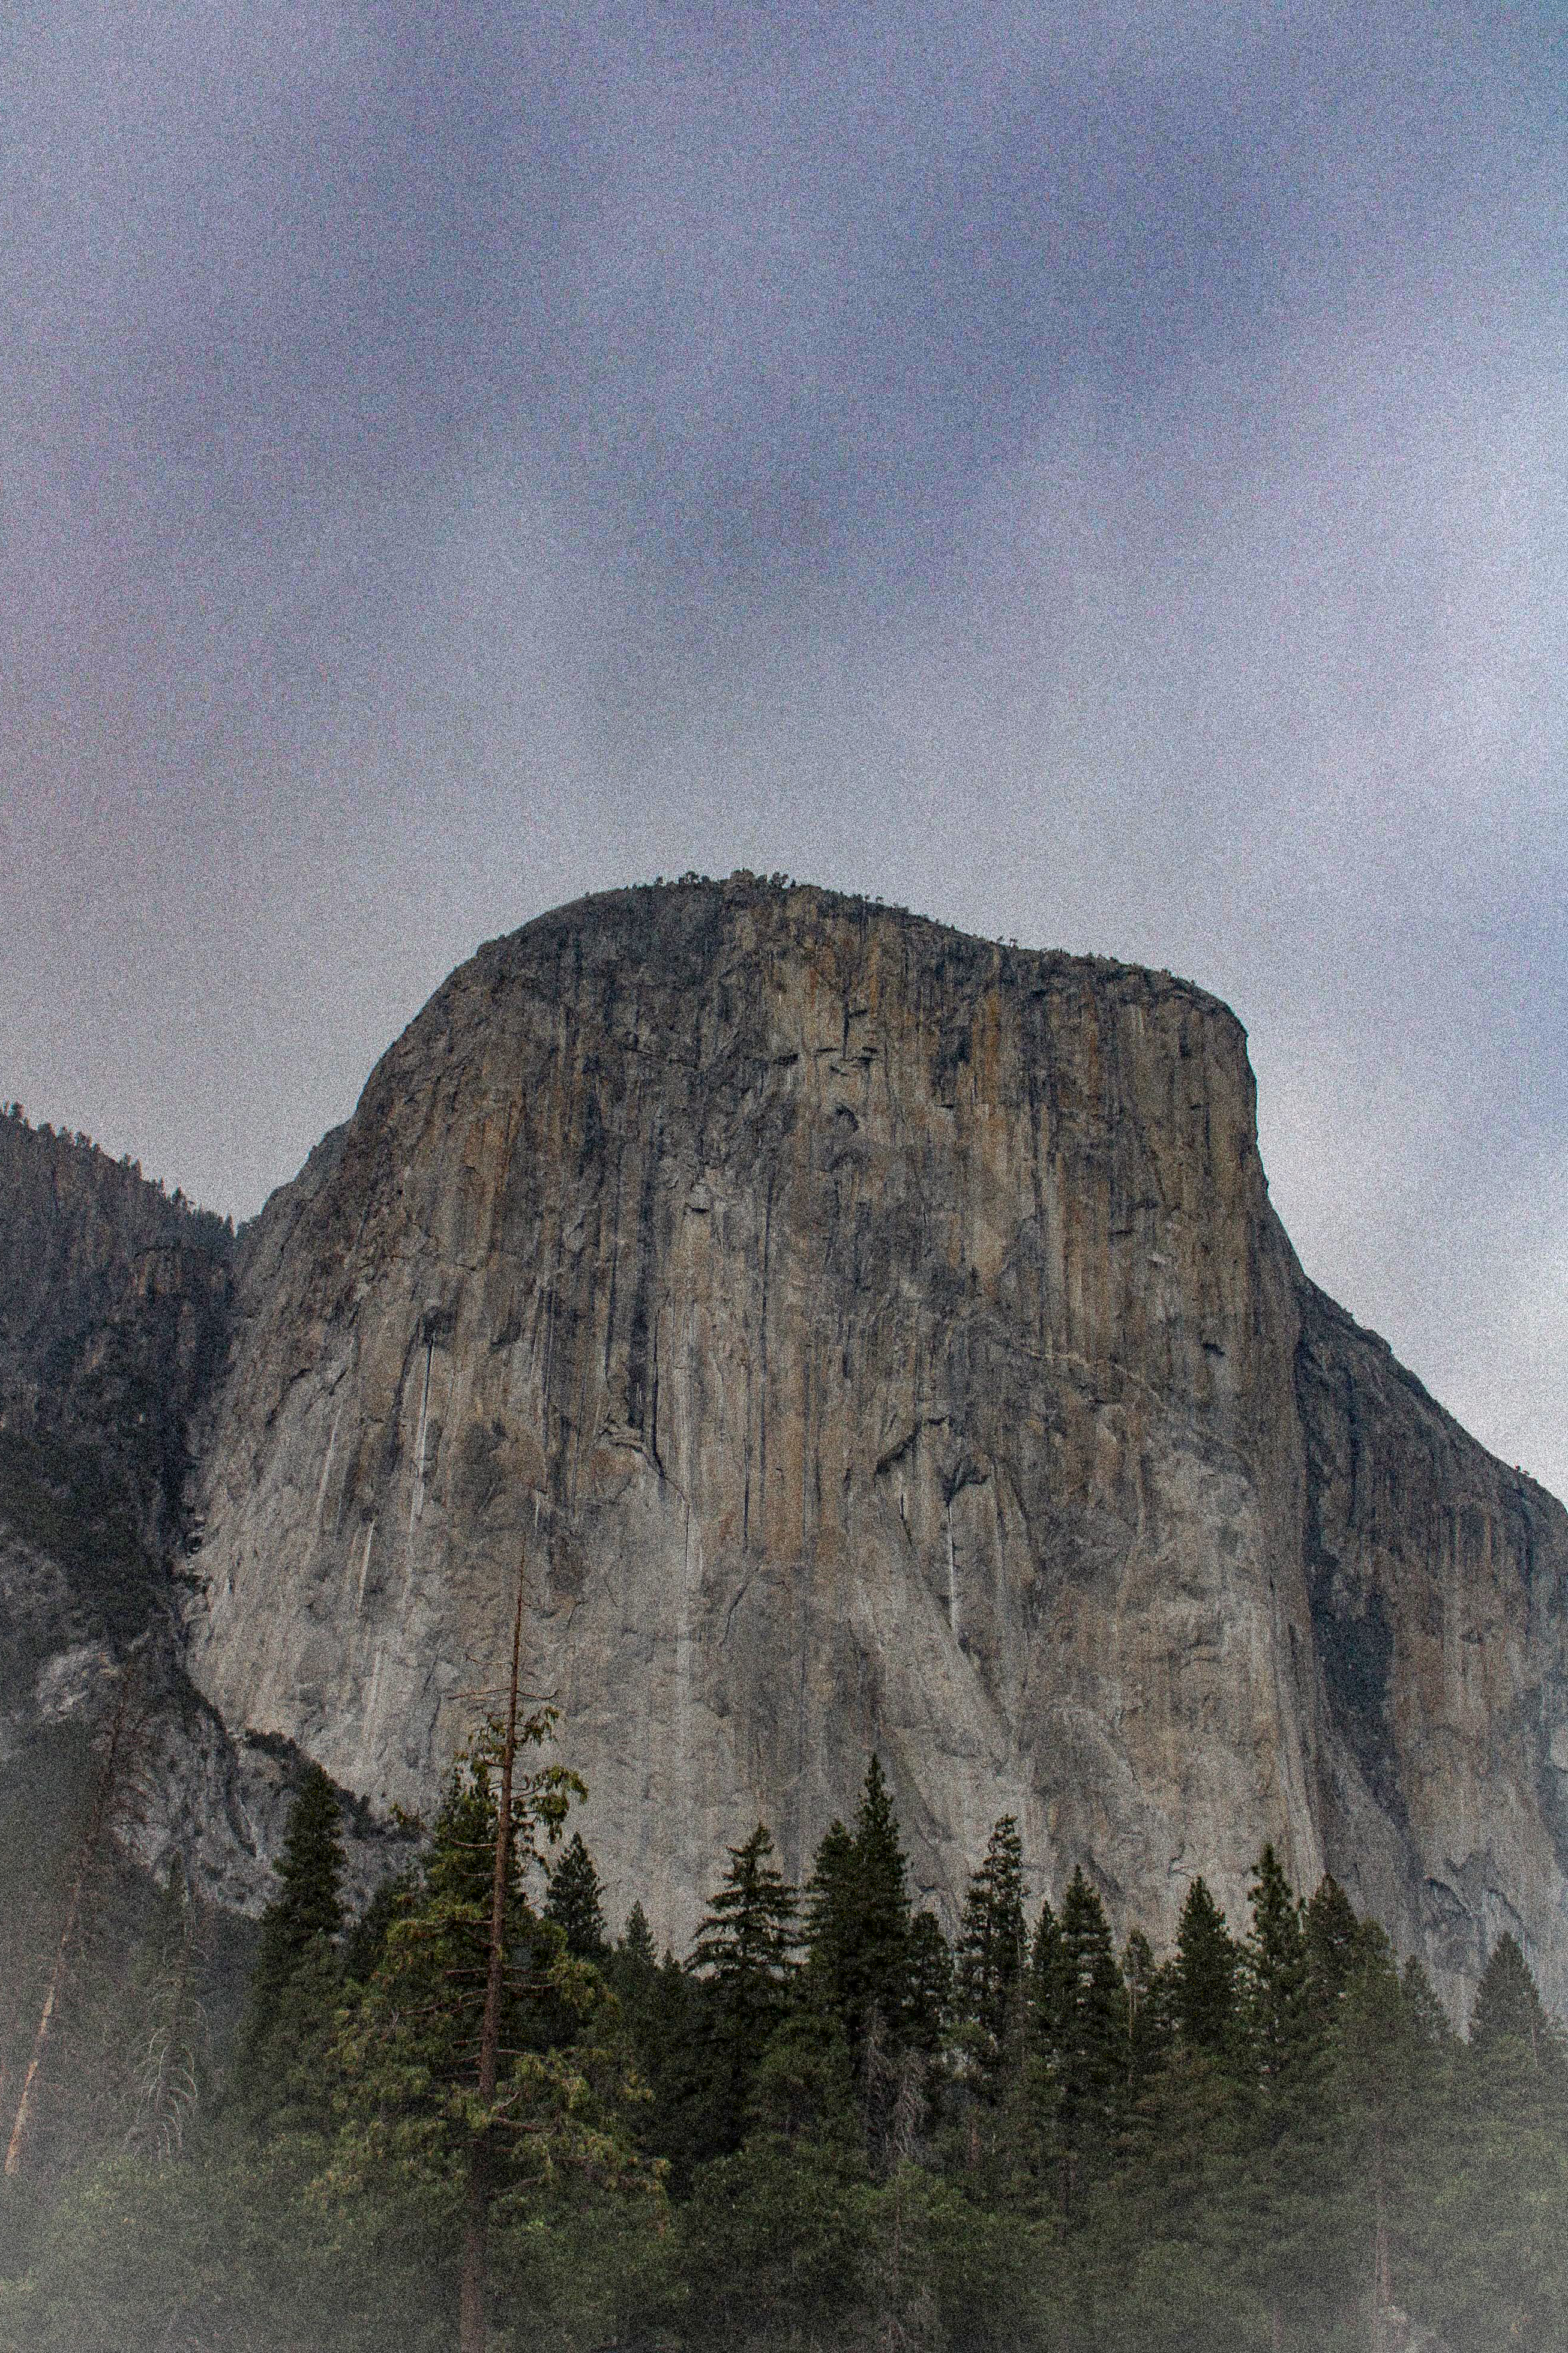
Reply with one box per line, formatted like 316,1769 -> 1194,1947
176,879 -> 1567,2011
0,1112 -> 233,1566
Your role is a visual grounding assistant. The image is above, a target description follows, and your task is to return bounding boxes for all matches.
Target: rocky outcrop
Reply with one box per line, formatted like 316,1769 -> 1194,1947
1296,1282 -> 1568,1997
0,1117 -> 350,1914
179,878 -> 1568,2013
0,1111 -> 233,1565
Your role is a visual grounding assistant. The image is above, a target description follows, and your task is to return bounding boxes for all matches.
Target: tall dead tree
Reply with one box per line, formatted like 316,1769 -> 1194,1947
5,1669 -> 142,2179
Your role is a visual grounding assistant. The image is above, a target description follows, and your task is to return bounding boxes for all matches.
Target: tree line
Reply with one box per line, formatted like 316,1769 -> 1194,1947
2,1716 -> 1564,2352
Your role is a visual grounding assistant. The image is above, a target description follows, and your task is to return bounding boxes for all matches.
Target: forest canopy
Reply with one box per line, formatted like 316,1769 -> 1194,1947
1,1713 -> 1562,2353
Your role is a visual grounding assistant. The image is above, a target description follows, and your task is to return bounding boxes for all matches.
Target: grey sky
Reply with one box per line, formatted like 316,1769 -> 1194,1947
4,3 -> 1564,1493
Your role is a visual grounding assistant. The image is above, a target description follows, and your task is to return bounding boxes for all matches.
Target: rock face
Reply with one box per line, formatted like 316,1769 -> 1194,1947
179,879 -> 1568,2013
0,1112 -> 233,1564
0,1115 -> 401,1919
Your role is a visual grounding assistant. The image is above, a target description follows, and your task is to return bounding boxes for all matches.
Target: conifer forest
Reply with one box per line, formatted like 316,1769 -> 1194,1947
1,1674 -> 1562,2353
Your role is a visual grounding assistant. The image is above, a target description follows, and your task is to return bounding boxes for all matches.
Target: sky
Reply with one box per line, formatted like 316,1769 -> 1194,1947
2,2 -> 1564,1495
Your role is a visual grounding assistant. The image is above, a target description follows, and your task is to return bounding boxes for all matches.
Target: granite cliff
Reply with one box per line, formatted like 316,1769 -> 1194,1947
0,1113 -> 398,1918
162,877 -> 1568,2014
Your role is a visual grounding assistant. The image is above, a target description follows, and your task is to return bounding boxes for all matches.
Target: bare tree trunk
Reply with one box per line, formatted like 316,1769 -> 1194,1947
5,1675 -> 136,2178
459,1555 -> 524,2353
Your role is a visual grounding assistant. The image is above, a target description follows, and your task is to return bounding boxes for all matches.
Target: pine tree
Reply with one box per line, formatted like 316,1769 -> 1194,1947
1468,1932 -> 1558,2073
1433,1934 -> 1568,2346
325,1713 -> 643,2350
906,1912 -> 953,2061
619,1900 -> 657,1975
545,1831 -> 610,1963
847,1756 -> 915,2050
1029,1899 -> 1063,2046
690,1823 -> 799,2149
1236,1846 -> 1324,2349
1047,1867 -> 1129,2217
343,1869 -> 415,1986
1123,1927 -> 1172,2098
955,1816 -> 1027,2086
803,1819 -> 857,2013
1240,1845 -> 1311,2101
801,1758 -> 915,2079
1171,1875 -> 1237,2056
607,1900 -> 659,2016
1304,1872 -> 1365,2034
635,1947 -> 728,2190
233,1762 -> 347,2122
1329,1926 -> 1449,2351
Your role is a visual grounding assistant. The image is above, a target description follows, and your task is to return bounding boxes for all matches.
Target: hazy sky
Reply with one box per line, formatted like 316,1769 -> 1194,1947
4,3 -> 1564,1495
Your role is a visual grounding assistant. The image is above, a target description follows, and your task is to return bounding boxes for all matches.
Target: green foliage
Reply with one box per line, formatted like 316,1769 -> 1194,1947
544,1831 -> 609,1963
801,1757 -> 922,2169
1468,1930 -> 1560,2071
342,1867 -> 415,1987
616,1899 -> 657,1977
675,2133 -> 874,2350
1045,1867 -> 1129,2212
906,1910 -> 954,2059
1171,1875 -> 1237,2056
1303,1872 -> 1366,2032
955,1815 -> 1027,2086
804,1759 -> 917,2074
1122,1928 -> 1172,2097
1239,1843 -> 1311,2102
11,1757 -> 1568,2353
323,1735 -> 642,2222
235,1762 -> 347,2126
690,1823 -> 799,2153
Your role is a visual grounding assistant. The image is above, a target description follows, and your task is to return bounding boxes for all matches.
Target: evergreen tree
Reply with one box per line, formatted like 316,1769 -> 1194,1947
544,1830 -> 609,1962
619,1900 -> 657,1975
748,2002 -> 859,2146
248,1765 -> 345,2019
1400,1953 -> 1456,2058
606,1899 -> 658,2016
342,1868 -> 414,1987
636,1948 -> 731,2190
1047,1867 -> 1129,2216
1303,1872 -> 1365,2034
1426,1935 -> 1568,2348
1239,1845 -> 1311,2100
1122,1927 -> 1172,2098
234,1762 -> 347,2121
690,1823 -> 799,2149
325,1722 -> 648,2330
802,1758 -> 915,2082
802,1819 -> 856,2009
955,1816 -> 1027,2085
847,1756 -> 915,2049
906,1911 -> 954,2061
1234,1846 -> 1325,2348
1171,1875 -> 1237,2056
1468,1931 -> 1558,2072
1029,1898 -> 1063,2044
1329,1927 -> 1449,2349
